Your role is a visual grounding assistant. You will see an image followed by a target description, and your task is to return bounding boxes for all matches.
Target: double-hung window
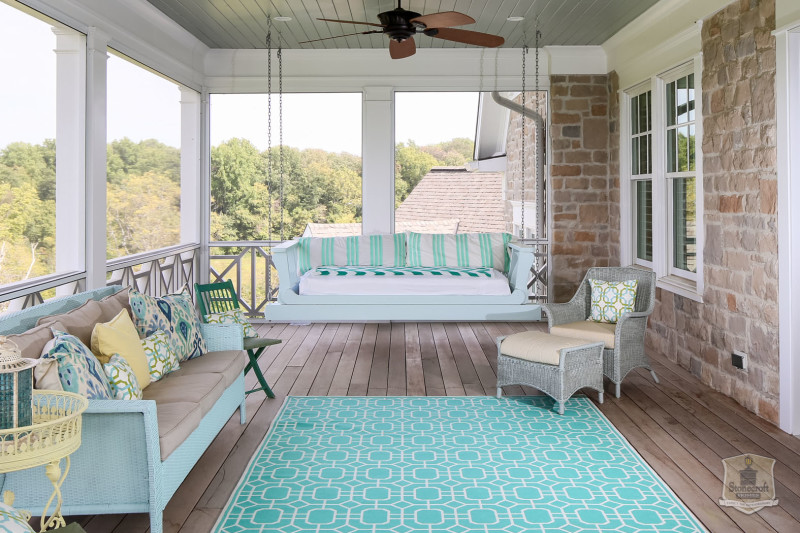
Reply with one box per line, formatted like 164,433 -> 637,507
630,88 -> 653,267
622,59 -> 703,300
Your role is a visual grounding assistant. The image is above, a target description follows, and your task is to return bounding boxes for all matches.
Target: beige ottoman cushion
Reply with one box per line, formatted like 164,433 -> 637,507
550,321 -> 616,349
500,330 -> 595,366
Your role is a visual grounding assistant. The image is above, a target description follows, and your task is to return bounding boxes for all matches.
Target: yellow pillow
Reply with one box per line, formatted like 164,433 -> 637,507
91,309 -> 151,388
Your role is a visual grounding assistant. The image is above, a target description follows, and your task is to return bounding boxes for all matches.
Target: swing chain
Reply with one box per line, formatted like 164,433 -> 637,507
520,42 -> 527,240
266,25 -> 273,242
278,45 -> 284,241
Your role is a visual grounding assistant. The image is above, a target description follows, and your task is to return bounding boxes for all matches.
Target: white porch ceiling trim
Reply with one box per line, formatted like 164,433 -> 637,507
17,0 -> 208,90
204,47 -> 605,93
603,0 -> 729,89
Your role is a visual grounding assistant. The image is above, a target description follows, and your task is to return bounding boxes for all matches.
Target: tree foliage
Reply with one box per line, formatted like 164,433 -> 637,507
0,133 -> 474,288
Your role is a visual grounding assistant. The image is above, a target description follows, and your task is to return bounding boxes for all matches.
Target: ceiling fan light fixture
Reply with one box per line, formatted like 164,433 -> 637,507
274,16 -> 292,22
507,16 -> 524,22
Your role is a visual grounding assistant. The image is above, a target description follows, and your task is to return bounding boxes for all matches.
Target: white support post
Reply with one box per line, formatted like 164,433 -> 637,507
85,28 -> 108,290
199,87 -> 211,285
361,87 -> 394,235
53,28 -> 86,295
777,28 -> 800,434
180,86 -> 201,245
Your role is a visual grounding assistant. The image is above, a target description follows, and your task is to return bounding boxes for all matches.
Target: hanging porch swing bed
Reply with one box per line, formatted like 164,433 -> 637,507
261,24 -> 543,322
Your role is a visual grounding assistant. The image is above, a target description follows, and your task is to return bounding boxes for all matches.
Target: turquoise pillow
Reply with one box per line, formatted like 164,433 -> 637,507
160,288 -> 208,360
589,279 -> 638,324
129,287 -> 207,362
204,308 -> 257,338
141,330 -> 180,381
40,329 -> 112,400
103,354 -> 143,400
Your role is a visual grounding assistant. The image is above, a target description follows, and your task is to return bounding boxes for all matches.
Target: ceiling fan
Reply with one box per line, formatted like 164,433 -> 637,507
300,1 -> 505,59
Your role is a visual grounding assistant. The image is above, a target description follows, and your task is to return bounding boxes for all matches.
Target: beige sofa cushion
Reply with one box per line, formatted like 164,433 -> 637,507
168,351 -> 246,388
6,322 -> 54,359
143,373 -> 225,417
36,299 -> 104,347
551,321 -> 617,349
500,331 -> 597,366
154,401 -> 203,460
98,287 -> 132,322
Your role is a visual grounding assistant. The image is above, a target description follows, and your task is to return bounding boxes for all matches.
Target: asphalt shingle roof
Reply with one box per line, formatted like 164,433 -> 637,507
395,167 -> 506,234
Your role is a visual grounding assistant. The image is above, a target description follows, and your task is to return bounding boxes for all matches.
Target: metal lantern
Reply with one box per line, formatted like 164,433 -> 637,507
0,336 -> 36,429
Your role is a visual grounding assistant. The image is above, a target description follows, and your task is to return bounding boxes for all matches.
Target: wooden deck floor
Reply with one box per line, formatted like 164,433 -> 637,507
73,321 -> 800,533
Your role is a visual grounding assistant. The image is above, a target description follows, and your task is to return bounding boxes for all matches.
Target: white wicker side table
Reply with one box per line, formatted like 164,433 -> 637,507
496,331 -> 604,414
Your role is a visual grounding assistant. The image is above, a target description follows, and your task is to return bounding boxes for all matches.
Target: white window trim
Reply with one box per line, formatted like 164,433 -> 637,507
620,56 -> 704,302
624,82 -> 655,270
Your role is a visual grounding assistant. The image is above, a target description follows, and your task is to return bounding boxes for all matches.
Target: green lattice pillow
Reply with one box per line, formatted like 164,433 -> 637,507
0,500 -> 33,533
103,354 -> 143,400
141,330 -> 180,381
589,279 -> 638,324
204,308 -> 257,338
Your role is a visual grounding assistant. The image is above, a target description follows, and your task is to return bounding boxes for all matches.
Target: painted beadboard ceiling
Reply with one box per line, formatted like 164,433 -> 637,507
145,0 -> 659,50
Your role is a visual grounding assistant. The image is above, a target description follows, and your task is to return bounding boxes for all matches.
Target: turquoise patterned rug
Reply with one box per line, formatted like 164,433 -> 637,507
214,396 -> 706,532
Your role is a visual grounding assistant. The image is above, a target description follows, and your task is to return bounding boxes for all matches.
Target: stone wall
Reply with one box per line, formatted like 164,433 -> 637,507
645,0 -> 779,423
550,75 -> 618,301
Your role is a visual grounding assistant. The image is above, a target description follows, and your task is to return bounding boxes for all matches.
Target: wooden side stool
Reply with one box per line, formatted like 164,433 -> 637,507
496,330 -> 604,414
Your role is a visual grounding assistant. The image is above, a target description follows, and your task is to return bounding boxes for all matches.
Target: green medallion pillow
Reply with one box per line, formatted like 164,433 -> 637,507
0,497 -> 34,533
204,308 -> 257,338
40,329 -> 112,399
103,354 -> 143,400
129,287 -> 207,362
142,330 -> 180,381
589,278 -> 638,324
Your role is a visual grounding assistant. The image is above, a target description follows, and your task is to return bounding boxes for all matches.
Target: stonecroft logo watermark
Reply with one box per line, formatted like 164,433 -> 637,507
719,454 -> 779,514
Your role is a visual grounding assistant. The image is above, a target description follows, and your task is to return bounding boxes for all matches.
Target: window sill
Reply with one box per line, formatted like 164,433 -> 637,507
657,274 -> 703,303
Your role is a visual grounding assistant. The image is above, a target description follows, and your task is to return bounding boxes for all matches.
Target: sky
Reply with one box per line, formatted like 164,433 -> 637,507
1,1 -> 479,156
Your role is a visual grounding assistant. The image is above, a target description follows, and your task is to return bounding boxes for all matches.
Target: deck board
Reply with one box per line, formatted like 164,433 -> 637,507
70,321 -> 799,533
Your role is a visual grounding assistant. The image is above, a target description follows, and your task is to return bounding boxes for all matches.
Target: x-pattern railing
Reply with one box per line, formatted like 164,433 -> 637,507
106,244 -> 199,298
209,241 -> 283,318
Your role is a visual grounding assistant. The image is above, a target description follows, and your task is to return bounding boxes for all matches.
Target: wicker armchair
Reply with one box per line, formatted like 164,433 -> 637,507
540,267 -> 658,398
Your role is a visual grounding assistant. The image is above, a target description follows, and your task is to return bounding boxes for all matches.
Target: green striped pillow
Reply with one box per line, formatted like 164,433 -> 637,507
406,232 -> 513,272
296,234 -> 407,275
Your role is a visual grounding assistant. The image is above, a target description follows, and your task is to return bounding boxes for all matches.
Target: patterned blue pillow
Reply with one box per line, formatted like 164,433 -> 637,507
129,287 -> 207,362
40,329 -> 112,399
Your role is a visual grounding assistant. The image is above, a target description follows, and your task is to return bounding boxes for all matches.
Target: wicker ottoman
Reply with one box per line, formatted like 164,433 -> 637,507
496,331 -> 605,414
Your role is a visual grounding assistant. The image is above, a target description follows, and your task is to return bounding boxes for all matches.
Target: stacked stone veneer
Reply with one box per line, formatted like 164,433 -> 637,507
550,75 -> 619,302
645,0 -> 779,423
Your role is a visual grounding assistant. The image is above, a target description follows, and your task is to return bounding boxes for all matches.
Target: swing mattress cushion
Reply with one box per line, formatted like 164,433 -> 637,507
298,266 -> 512,296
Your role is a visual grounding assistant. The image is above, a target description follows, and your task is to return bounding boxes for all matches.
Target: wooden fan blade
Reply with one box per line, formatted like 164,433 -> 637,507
318,18 -> 384,28
299,30 -> 382,44
410,11 -> 475,28
390,37 -> 416,59
432,28 -> 504,47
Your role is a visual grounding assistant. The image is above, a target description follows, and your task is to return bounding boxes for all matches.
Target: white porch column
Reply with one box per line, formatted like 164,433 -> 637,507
777,27 -> 800,434
53,28 -> 86,295
180,86 -> 201,244
361,86 -> 394,235
199,88 -> 211,285
85,28 -> 108,289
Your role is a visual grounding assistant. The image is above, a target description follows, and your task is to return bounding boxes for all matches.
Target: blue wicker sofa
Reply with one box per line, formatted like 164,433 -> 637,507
0,286 -> 247,533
